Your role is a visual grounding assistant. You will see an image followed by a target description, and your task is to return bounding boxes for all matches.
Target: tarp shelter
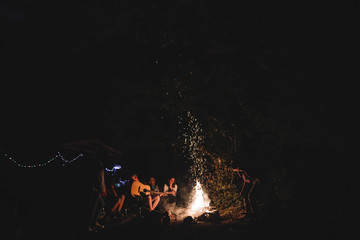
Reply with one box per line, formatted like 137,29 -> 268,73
57,138 -> 122,168
56,138 -> 124,200
54,139 -> 124,226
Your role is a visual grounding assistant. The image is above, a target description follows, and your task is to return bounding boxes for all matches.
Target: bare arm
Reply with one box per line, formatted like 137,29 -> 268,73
111,185 -> 118,198
233,168 -> 252,183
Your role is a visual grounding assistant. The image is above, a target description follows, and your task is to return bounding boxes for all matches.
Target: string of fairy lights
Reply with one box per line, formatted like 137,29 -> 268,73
2,152 -> 84,168
3,151 -> 122,172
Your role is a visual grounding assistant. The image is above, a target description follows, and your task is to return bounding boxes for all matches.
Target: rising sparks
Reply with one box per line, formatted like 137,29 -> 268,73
180,111 -> 206,180
178,111 -> 213,217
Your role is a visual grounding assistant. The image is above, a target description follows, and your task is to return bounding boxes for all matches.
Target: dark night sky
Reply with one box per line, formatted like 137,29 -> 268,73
0,2 -> 358,239
1,1 -> 357,189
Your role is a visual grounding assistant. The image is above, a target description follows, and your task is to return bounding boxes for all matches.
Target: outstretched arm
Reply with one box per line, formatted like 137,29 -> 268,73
233,168 -> 258,183
233,168 -> 250,183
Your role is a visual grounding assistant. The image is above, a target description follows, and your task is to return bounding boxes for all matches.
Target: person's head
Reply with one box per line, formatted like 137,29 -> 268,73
131,173 -> 138,181
168,177 -> 176,187
149,177 -> 156,186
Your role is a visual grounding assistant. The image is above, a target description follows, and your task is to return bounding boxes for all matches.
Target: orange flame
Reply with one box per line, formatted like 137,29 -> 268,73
189,180 -> 210,215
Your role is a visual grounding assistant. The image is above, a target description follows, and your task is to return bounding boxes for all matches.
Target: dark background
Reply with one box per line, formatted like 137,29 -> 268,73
0,0 -> 358,237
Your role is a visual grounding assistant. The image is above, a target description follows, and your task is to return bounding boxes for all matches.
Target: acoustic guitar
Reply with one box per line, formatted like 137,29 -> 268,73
130,180 -> 163,197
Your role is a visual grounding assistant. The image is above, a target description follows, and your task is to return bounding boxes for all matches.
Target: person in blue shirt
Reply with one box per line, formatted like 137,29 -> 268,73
148,177 -> 162,211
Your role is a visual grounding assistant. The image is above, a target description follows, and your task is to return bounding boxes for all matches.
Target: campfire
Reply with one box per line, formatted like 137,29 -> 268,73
177,111 -> 220,223
178,180 -> 219,223
189,180 -> 211,216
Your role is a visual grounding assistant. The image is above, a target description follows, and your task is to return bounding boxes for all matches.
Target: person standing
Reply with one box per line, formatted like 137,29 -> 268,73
233,168 -> 260,214
88,159 -> 106,232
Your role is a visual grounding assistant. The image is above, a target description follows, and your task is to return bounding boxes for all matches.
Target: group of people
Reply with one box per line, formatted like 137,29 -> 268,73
87,160 -> 179,232
129,174 -> 178,213
87,159 -> 260,232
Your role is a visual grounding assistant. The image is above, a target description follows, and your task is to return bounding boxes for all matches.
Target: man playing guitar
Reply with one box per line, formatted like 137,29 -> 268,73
130,173 -> 161,211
